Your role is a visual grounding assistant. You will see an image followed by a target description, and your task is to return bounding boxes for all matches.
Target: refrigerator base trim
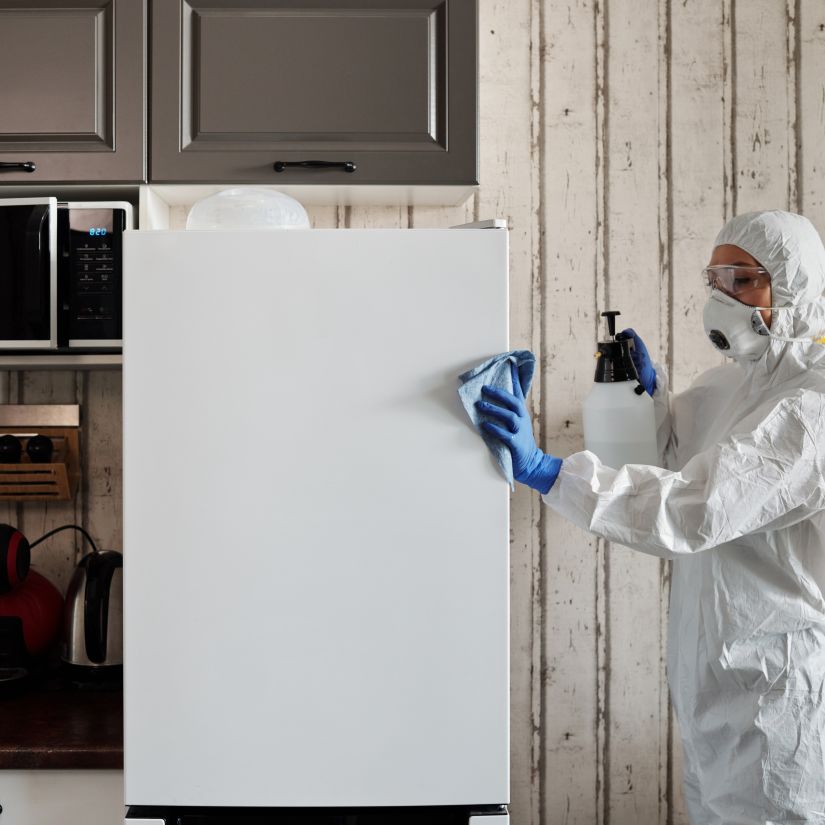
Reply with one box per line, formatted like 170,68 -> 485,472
125,804 -> 509,824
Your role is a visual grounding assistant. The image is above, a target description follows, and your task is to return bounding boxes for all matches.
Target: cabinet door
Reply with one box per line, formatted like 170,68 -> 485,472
150,0 -> 476,185
0,770 -> 123,825
0,0 -> 144,183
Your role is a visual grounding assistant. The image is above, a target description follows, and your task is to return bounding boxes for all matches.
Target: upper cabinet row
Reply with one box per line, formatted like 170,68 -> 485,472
0,0 -> 477,186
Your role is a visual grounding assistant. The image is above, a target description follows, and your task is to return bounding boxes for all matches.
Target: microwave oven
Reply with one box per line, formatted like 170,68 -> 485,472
0,197 -> 133,352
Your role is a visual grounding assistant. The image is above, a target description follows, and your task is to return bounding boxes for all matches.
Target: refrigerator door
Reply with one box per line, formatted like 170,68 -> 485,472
123,227 -> 509,808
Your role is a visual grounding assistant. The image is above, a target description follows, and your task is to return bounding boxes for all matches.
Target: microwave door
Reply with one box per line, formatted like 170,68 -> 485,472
0,197 -> 57,349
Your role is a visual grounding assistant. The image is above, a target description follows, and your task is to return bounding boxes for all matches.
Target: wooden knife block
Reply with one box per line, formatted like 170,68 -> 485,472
0,405 -> 80,501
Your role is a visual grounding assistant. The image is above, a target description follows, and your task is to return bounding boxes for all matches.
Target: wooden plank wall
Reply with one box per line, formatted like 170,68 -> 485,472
5,2 -> 823,823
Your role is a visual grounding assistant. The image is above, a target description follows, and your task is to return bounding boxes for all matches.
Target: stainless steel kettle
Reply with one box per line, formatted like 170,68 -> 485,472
62,549 -> 123,669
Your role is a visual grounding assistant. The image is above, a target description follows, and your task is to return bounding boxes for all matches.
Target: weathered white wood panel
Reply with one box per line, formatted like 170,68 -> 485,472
309,207 -> 339,229
539,0 -> 602,821
734,0 -> 795,212
670,2 -> 730,393
602,0 -> 669,822
82,371 -> 123,555
800,1 -> 825,229
346,205 -> 408,229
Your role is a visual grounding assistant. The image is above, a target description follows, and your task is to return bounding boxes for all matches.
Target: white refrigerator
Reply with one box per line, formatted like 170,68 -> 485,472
122,223 -> 510,825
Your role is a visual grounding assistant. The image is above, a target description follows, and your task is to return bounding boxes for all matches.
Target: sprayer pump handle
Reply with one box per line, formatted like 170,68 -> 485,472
601,310 -> 621,340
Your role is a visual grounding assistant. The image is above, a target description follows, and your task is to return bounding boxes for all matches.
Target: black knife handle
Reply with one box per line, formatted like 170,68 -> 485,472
273,160 -> 356,173
0,161 -> 36,173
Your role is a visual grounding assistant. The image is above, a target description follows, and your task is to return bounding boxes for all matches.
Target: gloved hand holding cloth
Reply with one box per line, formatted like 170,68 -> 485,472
458,352 -> 562,494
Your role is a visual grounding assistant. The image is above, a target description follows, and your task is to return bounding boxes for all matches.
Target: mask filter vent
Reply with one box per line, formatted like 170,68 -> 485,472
708,329 -> 730,350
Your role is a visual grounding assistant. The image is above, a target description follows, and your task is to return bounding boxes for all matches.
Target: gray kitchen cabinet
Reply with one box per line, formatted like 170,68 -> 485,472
150,0 -> 477,185
0,0 -> 145,183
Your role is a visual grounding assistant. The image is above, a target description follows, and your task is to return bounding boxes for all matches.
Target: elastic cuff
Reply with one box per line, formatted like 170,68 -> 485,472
523,454 -> 563,495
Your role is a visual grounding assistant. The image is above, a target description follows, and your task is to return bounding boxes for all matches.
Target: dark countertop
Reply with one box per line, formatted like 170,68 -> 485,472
0,659 -> 123,770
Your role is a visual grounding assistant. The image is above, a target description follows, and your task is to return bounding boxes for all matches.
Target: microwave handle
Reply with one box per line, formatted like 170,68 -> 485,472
23,206 -> 51,330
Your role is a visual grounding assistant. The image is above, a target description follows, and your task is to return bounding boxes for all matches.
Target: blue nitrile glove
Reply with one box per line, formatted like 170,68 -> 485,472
475,362 -> 562,494
616,327 -> 656,396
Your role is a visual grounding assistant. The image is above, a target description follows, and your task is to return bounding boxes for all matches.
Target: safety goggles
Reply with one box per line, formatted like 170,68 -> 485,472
703,265 -> 771,297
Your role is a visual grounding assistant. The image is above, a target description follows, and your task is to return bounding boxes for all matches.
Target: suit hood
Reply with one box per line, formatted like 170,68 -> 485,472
713,210 -> 825,380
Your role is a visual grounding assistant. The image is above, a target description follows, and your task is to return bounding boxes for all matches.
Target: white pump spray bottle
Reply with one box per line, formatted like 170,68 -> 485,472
583,310 -> 659,468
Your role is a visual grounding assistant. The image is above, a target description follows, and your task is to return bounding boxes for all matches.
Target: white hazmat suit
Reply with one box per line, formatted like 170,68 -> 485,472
545,211 -> 825,823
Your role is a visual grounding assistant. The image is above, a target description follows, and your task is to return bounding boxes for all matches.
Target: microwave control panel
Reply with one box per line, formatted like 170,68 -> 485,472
73,236 -> 116,320
60,206 -> 128,347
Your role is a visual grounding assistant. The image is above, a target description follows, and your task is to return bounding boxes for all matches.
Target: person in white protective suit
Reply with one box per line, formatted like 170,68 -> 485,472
475,210 -> 825,824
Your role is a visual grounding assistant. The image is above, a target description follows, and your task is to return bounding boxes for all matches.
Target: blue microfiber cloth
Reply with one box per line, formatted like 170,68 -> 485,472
458,350 -> 537,490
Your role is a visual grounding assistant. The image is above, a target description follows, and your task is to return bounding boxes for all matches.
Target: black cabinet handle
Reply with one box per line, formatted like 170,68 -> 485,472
0,161 -> 36,173
273,160 -> 356,173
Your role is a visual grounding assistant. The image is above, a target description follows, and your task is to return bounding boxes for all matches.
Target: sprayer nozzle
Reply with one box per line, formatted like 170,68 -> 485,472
601,310 -> 621,340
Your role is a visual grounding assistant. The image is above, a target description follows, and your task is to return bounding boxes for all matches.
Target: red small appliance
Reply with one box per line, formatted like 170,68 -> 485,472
0,524 -> 64,689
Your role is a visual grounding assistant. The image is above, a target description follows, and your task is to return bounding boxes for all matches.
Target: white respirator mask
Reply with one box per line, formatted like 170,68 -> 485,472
703,289 -> 823,360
